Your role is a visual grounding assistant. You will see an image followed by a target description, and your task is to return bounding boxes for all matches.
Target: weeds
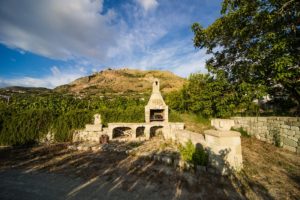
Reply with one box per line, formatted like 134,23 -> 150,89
179,140 -> 208,166
231,127 -> 250,137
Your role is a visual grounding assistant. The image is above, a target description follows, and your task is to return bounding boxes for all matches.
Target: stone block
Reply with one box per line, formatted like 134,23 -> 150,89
161,156 -> 172,165
291,126 -> 299,131
283,137 -> 298,148
211,119 -> 235,131
204,129 -> 242,172
85,124 -> 102,132
297,147 -> 300,154
288,131 -> 296,136
258,118 -> 267,122
288,118 -> 297,122
283,145 -> 296,152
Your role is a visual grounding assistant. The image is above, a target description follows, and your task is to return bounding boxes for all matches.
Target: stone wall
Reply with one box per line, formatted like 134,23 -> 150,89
231,117 -> 300,153
171,129 -> 205,146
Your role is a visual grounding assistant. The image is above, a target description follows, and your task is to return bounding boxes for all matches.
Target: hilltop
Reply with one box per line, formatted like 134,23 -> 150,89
54,68 -> 186,96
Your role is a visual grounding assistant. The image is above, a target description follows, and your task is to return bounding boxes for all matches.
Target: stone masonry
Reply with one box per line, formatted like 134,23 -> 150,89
232,117 -> 300,153
73,79 -> 244,174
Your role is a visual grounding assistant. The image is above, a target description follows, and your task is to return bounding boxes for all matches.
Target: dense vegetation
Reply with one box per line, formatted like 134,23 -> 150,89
1,0 -> 298,146
166,72 -> 262,118
0,89 -> 184,145
0,92 -> 147,145
192,0 -> 300,114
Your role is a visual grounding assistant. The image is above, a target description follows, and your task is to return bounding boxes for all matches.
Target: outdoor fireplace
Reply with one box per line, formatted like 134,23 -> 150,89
150,109 -> 164,122
145,79 -> 168,123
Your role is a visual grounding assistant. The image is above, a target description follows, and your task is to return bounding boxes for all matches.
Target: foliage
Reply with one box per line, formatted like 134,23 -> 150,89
271,129 -> 281,147
192,0 -> 300,113
0,92 -> 147,145
52,110 -> 92,142
0,109 -> 54,146
168,110 -> 183,122
231,127 -> 250,138
179,140 -> 208,166
166,72 -> 259,117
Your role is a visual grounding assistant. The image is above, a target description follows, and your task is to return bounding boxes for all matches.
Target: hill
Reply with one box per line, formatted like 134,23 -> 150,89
54,68 -> 186,97
0,86 -> 52,96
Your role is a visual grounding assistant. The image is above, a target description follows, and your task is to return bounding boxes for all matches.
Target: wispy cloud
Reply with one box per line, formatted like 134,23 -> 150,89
136,0 -> 158,11
0,66 -> 87,88
0,0 -> 221,88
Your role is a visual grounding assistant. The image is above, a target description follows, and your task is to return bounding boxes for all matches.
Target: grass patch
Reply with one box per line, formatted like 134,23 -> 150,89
178,113 -> 210,133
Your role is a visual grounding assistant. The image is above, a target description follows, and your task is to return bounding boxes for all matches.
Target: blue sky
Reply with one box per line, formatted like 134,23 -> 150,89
0,0 -> 221,88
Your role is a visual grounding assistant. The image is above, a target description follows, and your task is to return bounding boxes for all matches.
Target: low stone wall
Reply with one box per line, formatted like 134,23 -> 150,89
231,117 -> 300,153
171,129 -> 206,146
169,128 -> 243,174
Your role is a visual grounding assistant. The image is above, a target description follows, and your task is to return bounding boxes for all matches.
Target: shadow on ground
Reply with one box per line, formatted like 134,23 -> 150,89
0,137 -> 299,200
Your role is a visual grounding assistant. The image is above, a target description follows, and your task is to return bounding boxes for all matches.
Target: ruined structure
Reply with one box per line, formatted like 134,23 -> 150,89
74,79 -> 184,142
106,78 -> 182,140
73,79 -> 243,174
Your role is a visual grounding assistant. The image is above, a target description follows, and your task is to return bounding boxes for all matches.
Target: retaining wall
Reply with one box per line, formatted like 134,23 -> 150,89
231,117 -> 300,153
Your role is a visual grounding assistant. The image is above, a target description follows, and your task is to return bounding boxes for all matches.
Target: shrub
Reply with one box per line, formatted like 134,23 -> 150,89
232,127 -> 250,137
52,110 -> 92,142
179,140 -> 208,166
0,109 -> 53,146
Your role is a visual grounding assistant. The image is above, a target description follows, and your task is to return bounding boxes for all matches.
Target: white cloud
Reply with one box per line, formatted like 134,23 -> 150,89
0,66 -> 87,88
112,38 -> 209,77
0,0 -> 217,88
136,0 -> 158,11
0,0 -> 117,60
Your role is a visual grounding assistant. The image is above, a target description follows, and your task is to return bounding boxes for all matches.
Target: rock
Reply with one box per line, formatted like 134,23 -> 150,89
173,159 -> 180,168
161,156 -> 172,165
283,137 -> 298,148
82,146 -> 91,151
77,145 -> 83,151
91,146 -> 100,151
100,134 -> 109,144
195,165 -> 207,174
178,160 -> 185,169
67,145 -> 77,151
153,155 -> 160,161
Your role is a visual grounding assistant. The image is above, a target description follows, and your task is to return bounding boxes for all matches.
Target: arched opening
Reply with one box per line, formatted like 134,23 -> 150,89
136,127 -> 145,137
150,126 -> 163,138
112,127 -> 132,139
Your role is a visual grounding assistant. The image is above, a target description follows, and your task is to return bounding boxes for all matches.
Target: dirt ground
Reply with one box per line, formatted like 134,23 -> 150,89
0,137 -> 299,200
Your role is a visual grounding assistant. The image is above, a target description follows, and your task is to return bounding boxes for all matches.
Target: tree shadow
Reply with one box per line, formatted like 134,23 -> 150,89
205,144 -> 275,200
0,141 -> 278,200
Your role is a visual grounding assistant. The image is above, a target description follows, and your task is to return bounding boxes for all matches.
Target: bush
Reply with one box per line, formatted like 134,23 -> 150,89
168,110 -> 183,122
179,140 -> 208,166
0,109 -> 53,146
52,110 -> 92,142
231,127 -> 250,137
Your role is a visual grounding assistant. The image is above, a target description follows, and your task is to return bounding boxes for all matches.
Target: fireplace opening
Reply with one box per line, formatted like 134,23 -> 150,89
150,109 -> 164,122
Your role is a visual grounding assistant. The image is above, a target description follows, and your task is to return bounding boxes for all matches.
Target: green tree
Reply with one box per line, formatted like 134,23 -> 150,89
192,0 -> 300,112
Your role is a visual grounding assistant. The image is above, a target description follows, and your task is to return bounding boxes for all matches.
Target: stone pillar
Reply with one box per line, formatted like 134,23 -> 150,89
204,119 -> 243,174
204,130 -> 243,174
145,126 -> 151,139
145,106 -> 150,123
164,106 -> 169,123
107,125 -> 113,140
132,126 -> 137,139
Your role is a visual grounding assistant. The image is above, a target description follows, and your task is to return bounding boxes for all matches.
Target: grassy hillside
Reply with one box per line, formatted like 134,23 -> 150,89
54,68 -> 186,97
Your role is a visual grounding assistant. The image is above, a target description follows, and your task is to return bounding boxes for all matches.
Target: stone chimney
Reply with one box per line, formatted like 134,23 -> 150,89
145,79 -> 169,123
